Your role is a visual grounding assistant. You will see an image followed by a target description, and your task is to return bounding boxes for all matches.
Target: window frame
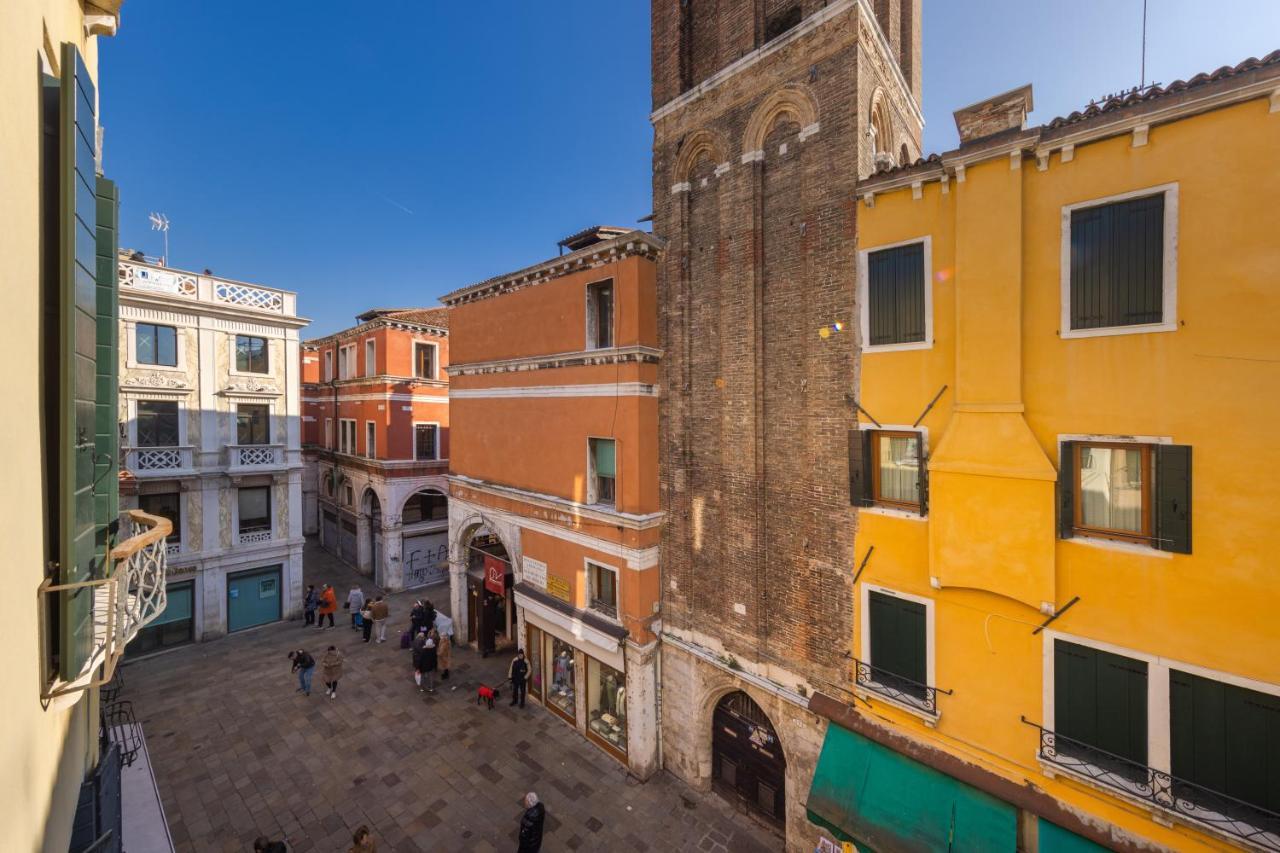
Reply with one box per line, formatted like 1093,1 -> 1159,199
338,418 -> 357,455
858,583 -> 936,719
323,350 -> 334,382
235,484 -> 272,536
857,236 -> 932,353
585,558 -> 621,620
870,429 -> 924,511
235,403 -> 271,446
1071,441 -> 1154,545
365,420 -> 376,459
585,278 -> 616,351
364,337 -> 376,378
413,341 -> 438,380
133,321 -> 179,368
413,421 -> 440,461
324,418 -> 333,450
338,343 -> 358,380
587,436 -> 617,507
232,334 -> 270,375
134,399 -> 181,448
1060,183 -> 1179,339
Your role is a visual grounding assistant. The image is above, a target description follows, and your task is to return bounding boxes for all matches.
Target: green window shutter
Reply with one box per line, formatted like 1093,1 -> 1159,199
94,176 -> 119,540
1069,194 -> 1164,330
1057,441 -> 1075,539
867,243 -> 925,346
848,430 -> 873,507
868,591 -> 927,686
915,435 -> 928,516
1155,444 -> 1191,554
1171,669 -> 1280,813
592,438 -> 615,478
1054,640 -> 1147,766
59,42 -> 102,680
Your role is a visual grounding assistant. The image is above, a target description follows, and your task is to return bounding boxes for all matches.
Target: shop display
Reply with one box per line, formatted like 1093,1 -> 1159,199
546,636 -> 576,719
587,657 -> 627,754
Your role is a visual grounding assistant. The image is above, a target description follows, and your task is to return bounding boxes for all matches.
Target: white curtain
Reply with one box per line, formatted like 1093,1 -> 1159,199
1080,446 -> 1143,533
879,435 -> 919,503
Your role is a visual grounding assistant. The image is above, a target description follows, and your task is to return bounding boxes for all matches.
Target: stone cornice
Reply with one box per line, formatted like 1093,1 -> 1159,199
446,345 -> 661,378
304,318 -> 449,347
447,474 -> 664,532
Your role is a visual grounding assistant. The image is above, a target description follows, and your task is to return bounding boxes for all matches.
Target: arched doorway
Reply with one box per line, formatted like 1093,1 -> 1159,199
401,488 -> 450,589
362,489 -> 382,584
461,524 -> 513,658
712,691 -> 787,826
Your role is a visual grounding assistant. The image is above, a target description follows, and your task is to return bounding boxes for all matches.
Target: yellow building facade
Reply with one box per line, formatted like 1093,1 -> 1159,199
804,54 -> 1280,851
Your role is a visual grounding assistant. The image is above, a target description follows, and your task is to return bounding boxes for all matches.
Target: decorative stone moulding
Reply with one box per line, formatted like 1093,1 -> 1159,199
222,379 -> 280,395
122,374 -> 191,390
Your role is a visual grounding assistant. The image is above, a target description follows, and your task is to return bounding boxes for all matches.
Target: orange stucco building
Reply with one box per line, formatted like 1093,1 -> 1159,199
301,308 -> 451,591
442,226 -> 663,776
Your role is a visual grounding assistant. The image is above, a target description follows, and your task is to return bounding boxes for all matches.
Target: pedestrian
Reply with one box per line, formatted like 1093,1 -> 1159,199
303,584 -> 318,626
288,649 -> 316,696
349,824 -> 376,853
437,625 -> 451,680
409,599 -> 426,636
508,648 -> 529,708
317,583 -> 338,629
347,583 -> 365,630
517,791 -> 545,853
253,837 -> 288,853
414,629 -> 439,693
369,595 -> 390,643
361,602 -> 374,643
321,644 -> 345,699
422,598 -> 437,632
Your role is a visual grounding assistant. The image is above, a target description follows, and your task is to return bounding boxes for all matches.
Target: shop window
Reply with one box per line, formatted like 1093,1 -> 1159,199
139,492 -> 181,547
586,280 -> 614,349
236,403 -> 270,445
127,580 -> 194,655
587,657 -> 628,757
545,633 -> 577,723
136,401 -> 179,447
238,486 -> 271,537
414,424 -> 439,461
588,562 -> 618,618
527,626 -> 545,702
589,438 -> 616,507
136,323 -> 177,367
235,335 -> 268,374
414,342 -> 436,379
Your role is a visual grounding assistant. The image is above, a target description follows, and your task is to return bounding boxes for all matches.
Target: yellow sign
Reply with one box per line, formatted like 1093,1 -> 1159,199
546,575 -> 572,603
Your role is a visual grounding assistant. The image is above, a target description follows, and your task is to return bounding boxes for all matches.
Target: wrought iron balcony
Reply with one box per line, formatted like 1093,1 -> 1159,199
226,443 -> 285,471
853,658 -> 952,716
124,445 -> 194,476
40,510 -> 171,701
1024,719 -> 1280,851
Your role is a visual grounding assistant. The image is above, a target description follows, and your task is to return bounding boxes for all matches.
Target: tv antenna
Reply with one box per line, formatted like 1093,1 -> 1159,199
148,212 -> 170,265
1140,0 -> 1149,89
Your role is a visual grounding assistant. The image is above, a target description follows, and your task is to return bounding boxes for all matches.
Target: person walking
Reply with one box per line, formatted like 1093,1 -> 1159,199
409,599 -> 426,637
361,602 -> 374,643
436,625 -> 451,681
414,629 -> 439,693
317,583 -> 338,629
321,644 -> 345,699
422,599 -> 437,632
508,649 -> 529,708
349,824 -> 376,853
303,585 -> 318,627
347,584 -> 366,630
517,792 -> 545,853
369,595 -> 390,643
288,649 -> 316,696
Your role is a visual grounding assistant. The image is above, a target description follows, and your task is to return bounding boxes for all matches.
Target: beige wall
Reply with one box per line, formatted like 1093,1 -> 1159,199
0,2 -> 109,850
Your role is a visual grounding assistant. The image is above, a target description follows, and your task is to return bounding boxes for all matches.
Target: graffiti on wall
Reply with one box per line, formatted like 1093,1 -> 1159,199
403,531 -> 449,588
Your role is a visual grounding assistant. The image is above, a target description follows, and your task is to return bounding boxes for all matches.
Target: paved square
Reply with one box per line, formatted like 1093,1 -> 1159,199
122,540 -> 780,852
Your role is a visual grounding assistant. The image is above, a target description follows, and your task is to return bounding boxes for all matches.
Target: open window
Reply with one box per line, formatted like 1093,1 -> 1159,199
1058,440 -> 1190,553
588,438 -> 616,507
414,342 -> 436,379
850,429 -> 927,516
586,280 -> 614,350
587,561 -> 619,618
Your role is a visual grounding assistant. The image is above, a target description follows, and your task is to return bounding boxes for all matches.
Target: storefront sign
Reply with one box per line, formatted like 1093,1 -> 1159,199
546,574 -> 572,603
522,557 -> 548,590
403,531 -> 449,587
484,554 -> 506,595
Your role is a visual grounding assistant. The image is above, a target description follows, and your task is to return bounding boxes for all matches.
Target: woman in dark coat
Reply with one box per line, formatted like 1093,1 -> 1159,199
409,600 -> 427,637
413,629 -> 439,694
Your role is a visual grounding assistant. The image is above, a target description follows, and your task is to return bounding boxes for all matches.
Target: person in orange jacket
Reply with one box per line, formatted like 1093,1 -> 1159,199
316,583 -> 338,629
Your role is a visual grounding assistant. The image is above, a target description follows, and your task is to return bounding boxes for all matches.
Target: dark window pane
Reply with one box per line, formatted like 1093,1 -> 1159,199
235,335 -> 268,373
137,323 -> 177,367
1070,194 -> 1164,330
136,401 -> 179,447
415,424 -> 438,460
402,490 -> 447,525
414,344 -> 434,378
238,486 -> 270,532
139,492 -> 181,543
236,404 -> 269,445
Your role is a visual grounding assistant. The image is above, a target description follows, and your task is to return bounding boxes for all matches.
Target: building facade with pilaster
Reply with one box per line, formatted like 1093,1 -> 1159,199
117,256 -> 307,647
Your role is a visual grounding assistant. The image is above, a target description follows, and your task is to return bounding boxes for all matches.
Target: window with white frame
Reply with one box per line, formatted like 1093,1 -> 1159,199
588,438 -> 616,506
365,421 -> 376,459
235,335 -> 269,374
237,486 -> 271,536
324,350 -> 333,382
414,423 -> 439,461
858,238 -> 931,351
364,338 -> 376,377
586,279 -> 614,349
587,561 -> 618,618
413,342 -> 435,379
136,400 -> 180,447
136,323 -> 178,367
858,586 -> 937,714
1061,184 -> 1177,337
324,418 -> 333,449
338,344 -> 357,380
338,419 -> 357,455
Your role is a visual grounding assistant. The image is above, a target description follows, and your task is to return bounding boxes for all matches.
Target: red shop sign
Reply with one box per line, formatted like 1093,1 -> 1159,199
484,554 -> 506,595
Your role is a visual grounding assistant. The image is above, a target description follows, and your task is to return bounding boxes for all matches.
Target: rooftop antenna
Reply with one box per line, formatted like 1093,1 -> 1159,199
148,212 -> 170,265
1140,0 -> 1149,89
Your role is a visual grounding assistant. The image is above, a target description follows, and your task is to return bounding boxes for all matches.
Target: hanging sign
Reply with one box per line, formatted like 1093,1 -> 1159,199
484,554 -> 506,595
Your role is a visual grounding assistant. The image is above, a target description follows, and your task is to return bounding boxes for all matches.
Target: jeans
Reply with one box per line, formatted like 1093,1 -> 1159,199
511,678 -> 527,707
374,619 -> 387,643
297,666 -> 314,695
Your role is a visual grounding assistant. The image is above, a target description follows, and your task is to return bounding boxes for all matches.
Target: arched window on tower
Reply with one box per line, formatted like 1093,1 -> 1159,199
900,142 -> 911,167
868,94 -> 896,174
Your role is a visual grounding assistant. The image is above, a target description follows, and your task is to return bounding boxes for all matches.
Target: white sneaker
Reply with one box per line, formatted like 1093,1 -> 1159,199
329,691 -> 335,699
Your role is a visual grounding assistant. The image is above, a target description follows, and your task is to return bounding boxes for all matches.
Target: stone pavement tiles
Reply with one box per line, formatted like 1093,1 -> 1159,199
120,538 -> 780,852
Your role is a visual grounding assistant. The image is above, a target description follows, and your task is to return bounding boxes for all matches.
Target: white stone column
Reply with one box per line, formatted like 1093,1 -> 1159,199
381,525 -> 403,592
624,638 -> 660,780
449,557 -> 468,644
355,513 -> 372,575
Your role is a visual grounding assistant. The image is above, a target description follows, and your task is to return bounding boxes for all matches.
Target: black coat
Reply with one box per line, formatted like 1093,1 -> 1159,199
414,644 -> 438,672
291,652 -> 315,672
517,802 -> 545,852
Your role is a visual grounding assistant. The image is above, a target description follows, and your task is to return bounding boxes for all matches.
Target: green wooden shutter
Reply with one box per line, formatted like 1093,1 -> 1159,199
94,176 -> 119,545
1054,640 -> 1147,766
1057,442 -> 1075,539
1155,444 -> 1191,554
592,438 -> 615,477
867,243 -> 926,346
59,42 -> 102,680
868,591 -> 927,685
915,435 -> 928,517
848,430 -> 873,506
1069,194 -> 1164,330
1171,669 -> 1280,813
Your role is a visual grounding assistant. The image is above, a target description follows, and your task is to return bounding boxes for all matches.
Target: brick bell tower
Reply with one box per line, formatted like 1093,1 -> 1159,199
651,0 -> 922,846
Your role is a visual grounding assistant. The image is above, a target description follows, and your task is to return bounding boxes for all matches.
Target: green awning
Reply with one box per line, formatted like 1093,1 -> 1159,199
1038,819 -> 1108,852
806,723 -> 1017,853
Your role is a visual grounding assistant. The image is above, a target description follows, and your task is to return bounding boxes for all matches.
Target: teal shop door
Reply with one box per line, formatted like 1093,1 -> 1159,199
227,566 -> 282,632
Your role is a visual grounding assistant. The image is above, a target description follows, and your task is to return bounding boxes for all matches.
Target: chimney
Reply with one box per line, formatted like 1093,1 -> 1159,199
953,84 -> 1034,144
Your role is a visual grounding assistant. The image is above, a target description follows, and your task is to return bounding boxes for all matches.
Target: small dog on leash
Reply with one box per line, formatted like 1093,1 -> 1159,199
476,684 -> 500,709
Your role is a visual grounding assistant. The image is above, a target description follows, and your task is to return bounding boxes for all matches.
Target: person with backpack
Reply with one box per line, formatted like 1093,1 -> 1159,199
288,648 -> 316,696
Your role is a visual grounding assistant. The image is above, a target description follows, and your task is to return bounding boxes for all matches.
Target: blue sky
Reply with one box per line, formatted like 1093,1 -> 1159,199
101,1 -> 1279,337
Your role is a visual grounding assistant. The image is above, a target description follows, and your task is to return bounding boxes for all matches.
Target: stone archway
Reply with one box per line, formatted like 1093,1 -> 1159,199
711,690 -> 788,827
361,487 -> 383,584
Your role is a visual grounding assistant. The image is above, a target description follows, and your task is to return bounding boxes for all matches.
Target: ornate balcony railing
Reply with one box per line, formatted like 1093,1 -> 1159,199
1024,719 -> 1280,851
124,445 -> 194,475
226,443 -> 284,471
238,525 -> 272,545
40,510 -> 171,700
854,658 -> 952,716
